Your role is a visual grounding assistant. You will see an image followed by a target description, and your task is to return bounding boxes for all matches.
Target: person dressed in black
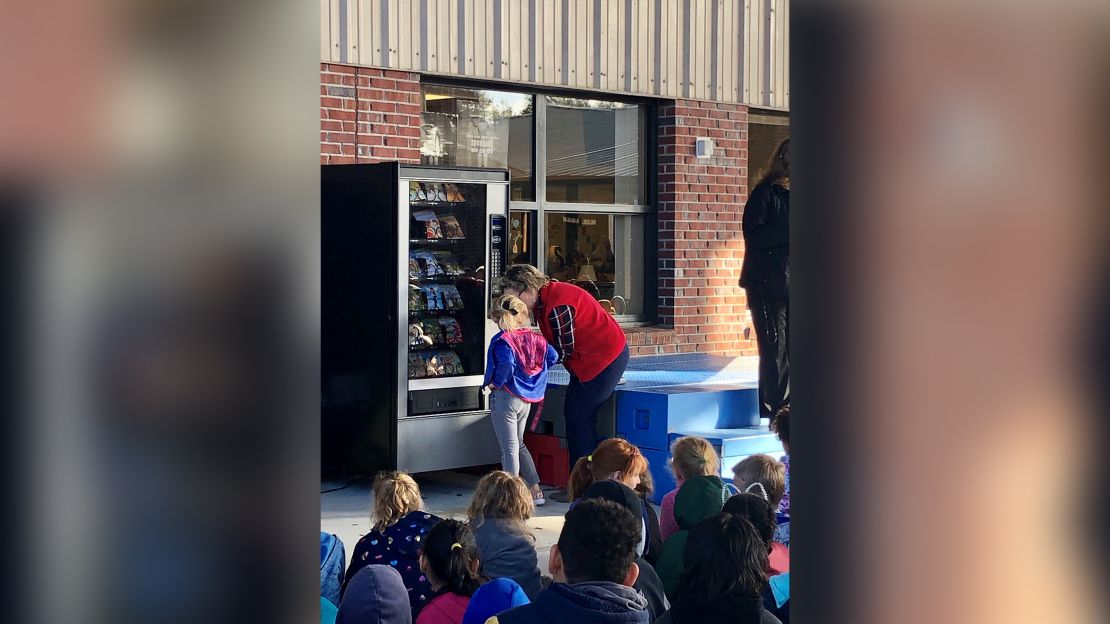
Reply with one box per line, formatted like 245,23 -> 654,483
740,138 -> 790,420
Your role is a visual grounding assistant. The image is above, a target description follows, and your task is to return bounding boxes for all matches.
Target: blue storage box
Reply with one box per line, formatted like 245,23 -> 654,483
670,427 -> 783,465
616,383 -> 759,451
640,428 -> 783,504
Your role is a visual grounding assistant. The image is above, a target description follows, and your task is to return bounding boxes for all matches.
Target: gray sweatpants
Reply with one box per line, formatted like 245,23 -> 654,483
489,389 -> 541,488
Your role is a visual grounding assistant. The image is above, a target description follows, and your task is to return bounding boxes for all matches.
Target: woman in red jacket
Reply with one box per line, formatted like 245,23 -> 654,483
500,264 -> 629,472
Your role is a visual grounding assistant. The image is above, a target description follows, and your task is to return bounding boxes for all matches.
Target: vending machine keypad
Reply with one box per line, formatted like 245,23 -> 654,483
490,215 -> 506,291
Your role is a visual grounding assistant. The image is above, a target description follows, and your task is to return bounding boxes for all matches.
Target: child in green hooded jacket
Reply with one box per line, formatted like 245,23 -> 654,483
654,474 -> 731,598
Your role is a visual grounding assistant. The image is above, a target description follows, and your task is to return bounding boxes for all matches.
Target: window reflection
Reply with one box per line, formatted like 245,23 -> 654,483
546,97 -> 645,205
545,212 -> 644,316
421,85 -> 534,201
509,211 -> 535,267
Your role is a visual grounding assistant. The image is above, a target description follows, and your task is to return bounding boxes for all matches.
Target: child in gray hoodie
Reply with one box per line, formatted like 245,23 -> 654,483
467,471 -> 545,599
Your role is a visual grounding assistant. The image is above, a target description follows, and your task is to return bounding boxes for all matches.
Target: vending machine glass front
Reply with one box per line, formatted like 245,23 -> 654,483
405,180 -> 489,384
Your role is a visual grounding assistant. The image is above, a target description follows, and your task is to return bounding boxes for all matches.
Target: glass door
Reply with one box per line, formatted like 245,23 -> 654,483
405,180 -> 488,382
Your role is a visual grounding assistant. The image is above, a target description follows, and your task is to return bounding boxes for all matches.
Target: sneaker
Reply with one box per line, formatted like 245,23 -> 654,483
532,490 -> 546,507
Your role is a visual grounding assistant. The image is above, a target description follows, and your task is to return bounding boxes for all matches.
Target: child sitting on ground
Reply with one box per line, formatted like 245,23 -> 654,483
417,519 -> 484,624
483,294 -> 558,507
723,494 -> 790,622
724,493 -> 789,575
659,436 -> 721,541
655,467 -> 730,598
345,472 -> 442,618
730,455 -> 788,549
487,498 -> 650,624
656,513 -> 781,624
579,480 -> 670,622
337,565 -> 414,624
769,406 -> 790,546
467,471 -> 544,599
632,470 -> 665,565
461,578 -> 530,624
568,438 -> 664,564
321,531 -> 346,607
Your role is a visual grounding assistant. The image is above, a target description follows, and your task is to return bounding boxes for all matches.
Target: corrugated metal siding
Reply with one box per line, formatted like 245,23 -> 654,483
322,0 -> 789,109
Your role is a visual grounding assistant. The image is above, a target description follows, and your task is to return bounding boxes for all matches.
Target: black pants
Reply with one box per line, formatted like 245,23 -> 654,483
746,289 -> 789,419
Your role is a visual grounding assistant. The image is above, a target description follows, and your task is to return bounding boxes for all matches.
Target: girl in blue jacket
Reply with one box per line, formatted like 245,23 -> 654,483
483,295 -> 558,507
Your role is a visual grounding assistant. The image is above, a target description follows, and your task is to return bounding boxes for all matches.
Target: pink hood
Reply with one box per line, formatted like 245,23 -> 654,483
499,329 -> 549,376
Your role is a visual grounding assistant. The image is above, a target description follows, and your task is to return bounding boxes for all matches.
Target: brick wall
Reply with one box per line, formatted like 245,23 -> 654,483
650,100 -> 758,357
320,63 -> 422,164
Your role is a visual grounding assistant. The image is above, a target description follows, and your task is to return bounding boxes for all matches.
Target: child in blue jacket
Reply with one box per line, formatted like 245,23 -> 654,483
483,294 -> 558,507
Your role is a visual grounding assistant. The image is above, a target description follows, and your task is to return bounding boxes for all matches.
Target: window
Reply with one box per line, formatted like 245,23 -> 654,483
545,98 -> 645,205
508,210 -> 535,266
421,85 -> 534,201
420,83 -> 654,321
746,110 -> 790,190
544,213 -> 645,316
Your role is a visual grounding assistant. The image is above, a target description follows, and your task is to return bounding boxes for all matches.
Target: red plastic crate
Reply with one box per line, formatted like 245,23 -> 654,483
524,433 -> 569,489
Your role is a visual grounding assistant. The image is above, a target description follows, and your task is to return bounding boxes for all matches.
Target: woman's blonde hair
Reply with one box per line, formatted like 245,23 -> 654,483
371,471 -> 423,531
731,454 -> 787,509
466,470 -> 533,522
500,264 -> 551,294
568,438 -> 650,500
489,294 -> 531,331
669,435 -> 721,482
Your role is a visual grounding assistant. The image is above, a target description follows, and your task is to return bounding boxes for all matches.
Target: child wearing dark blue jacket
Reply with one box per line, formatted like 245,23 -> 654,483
486,498 -> 650,624
483,294 -> 558,507
344,472 -> 442,619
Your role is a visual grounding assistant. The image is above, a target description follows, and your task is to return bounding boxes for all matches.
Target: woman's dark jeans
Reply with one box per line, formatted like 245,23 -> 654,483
564,344 -> 630,468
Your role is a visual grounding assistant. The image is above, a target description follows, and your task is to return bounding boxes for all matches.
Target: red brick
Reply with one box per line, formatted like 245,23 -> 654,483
383,69 -> 416,80
357,88 -> 386,100
321,73 -> 356,86
323,63 -> 357,74
368,78 -> 397,91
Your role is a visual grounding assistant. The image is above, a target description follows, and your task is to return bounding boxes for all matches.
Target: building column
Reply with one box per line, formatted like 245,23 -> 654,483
655,100 -> 757,356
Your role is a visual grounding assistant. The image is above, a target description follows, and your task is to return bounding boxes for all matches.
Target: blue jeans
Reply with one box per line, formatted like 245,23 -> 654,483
564,345 -> 630,467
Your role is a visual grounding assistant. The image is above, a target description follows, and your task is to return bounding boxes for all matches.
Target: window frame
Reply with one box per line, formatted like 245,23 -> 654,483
420,77 -> 658,323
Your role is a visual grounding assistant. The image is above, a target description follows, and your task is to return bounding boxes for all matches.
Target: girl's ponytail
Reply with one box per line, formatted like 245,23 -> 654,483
567,456 -> 595,501
423,519 -> 482,597
568,439 -> 650,501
